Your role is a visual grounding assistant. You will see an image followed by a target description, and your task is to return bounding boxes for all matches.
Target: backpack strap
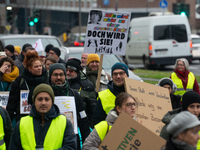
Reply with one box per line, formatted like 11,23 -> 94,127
19,77 -> 24,88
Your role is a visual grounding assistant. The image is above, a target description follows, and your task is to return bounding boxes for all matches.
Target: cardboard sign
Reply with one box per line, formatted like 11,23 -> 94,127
84,10 -> 131,55
0,92 -> 9,109
124,78 -> 172,135
20,90 -> 31,114
54,96 -> 78,134
99,112 -> 166,150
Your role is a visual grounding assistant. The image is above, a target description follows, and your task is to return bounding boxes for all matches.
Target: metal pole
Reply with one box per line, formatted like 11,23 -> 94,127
25,0 -> 28,34
79,0 -> 81,46
115,0 -> 118,11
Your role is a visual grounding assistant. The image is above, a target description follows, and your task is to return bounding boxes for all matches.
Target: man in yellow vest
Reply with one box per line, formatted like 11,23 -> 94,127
93,63 -> 129,125
0,106 -> 13,150
9,83 -> 76,150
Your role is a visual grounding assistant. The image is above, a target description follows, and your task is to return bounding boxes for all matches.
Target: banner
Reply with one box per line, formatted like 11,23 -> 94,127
84,10 -> 131,55
55,96 -> 78,134
124,78 -> 172,135
20,90 -> 31,114
0,92 -> 9,108
32,39 -> 44,52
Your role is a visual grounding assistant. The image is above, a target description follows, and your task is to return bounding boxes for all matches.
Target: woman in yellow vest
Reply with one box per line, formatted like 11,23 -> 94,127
170,58 -> 200,97
82,92 -> 137,149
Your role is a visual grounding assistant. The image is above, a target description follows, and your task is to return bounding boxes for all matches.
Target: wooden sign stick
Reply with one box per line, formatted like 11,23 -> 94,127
96,54 -> 104,92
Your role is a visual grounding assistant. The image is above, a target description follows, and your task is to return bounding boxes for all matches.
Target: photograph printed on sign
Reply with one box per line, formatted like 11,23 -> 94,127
84,9 -> 131,55
0,92 -> 9,109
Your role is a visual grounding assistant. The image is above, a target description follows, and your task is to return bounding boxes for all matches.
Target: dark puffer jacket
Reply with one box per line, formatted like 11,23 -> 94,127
8,104 -> 76,150
67,71 -> 97,128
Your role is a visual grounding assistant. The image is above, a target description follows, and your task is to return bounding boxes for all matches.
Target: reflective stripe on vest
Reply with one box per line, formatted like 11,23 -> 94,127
20,115 -> 66,150
0,115 -> 5,150
98,89 -> 116,114
171,72 -> 195,96
95,121 -> 112,142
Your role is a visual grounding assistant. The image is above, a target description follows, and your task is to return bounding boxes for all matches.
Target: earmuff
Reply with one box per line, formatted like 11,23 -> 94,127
157,78 -> 177,93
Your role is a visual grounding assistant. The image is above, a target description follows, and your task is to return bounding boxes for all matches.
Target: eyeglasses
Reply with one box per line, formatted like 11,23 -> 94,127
125,102 -> 136,108
52,73 -> 65,77
66,69 -> 75,73
113,71 -> 126,77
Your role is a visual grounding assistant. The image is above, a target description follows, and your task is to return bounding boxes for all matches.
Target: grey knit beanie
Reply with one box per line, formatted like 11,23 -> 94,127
49,63 -> 66,79
167,111 -> 200,138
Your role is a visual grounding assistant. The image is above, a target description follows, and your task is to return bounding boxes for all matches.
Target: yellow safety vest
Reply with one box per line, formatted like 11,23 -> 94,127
197,131 -> 200,150
171,72 -> 195,96
95,121 -> 112,142
20,115 -> 66,150
0,115 -> 6,150
98,89 -> 116,114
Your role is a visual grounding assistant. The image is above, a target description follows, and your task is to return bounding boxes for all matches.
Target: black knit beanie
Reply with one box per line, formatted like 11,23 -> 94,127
66,58 -> 81,73
50,47 -> 61,57
49,63 -> 66,80
159,79 -> 173,88
182,91 -> 200,110
5,45 -> 15,53
32,83 -> 55,104
45,44 -> 54,53
22,43 -> 32,52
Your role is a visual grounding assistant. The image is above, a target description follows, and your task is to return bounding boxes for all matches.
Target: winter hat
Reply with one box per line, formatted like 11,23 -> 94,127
5,45 -> 15,53
159,78 -> 173,87
32,83 -> 55,104
50,47 -> 61,57
182,91 -> 200,111
49,63 -> 66,78
14,46 -> 21,54
22,43 -> 32,52
174,58 -> 189,71
45,44 -> 54,53
87,54 -> 100,65
111,62 -> 129,77
66,58 -> 81,73
166,111 -> 200,138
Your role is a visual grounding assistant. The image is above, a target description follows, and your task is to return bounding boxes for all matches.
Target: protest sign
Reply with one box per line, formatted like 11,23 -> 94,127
99,112 -> 166,150
32,39 -> 44,52
20,90 -> 31,114
124,78 -> 172,135
84,10 -> 131,55
54,96 -> 78,134
0,92 -> 9,108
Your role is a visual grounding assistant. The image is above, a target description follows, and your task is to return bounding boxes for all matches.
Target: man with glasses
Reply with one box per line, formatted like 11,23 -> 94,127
66,58 -> 96,128
48,63 -> 90,150
48,47 -> 65,64
93,62 -> 129,125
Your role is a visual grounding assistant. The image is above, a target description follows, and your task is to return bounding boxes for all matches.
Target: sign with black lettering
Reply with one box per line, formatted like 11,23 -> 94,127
0,92 -> 9,109
84,10 -> 131,55
20,90 -> 31,114
99,112 -> 166,149
124,78 -> 172,135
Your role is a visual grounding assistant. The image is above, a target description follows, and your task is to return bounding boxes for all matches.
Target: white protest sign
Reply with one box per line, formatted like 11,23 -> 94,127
84,10 -> 131,55
20,90 -> 31,114
32,39 -> 44,52
54,96 -> 78,134
0,92 -> 9,109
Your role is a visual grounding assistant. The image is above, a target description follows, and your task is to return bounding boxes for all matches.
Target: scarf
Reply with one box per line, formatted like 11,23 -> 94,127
86,66 -> 98,86
22,68 -> 47,104
2,66 -> 19,82
175,69 -> 189,77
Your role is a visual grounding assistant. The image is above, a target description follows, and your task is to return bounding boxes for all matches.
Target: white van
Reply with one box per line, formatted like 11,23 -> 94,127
191,34 -> 200,60
125,15 -> 192,68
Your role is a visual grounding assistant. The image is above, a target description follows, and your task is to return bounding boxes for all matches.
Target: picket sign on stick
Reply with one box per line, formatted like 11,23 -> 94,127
96,54 -> 103,92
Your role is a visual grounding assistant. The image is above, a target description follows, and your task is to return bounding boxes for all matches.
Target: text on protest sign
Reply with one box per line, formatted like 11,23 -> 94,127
54,96 -> 78,134
124,78 -> 172,135
20,90 -> 31,114
0,92 -> 9,109
84,10 -> 131,55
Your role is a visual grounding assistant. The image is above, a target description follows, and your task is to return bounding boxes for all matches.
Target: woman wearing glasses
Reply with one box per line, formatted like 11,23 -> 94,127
170,58 -> 200,97
6,50 -> 48,124
82,92 -> 137,150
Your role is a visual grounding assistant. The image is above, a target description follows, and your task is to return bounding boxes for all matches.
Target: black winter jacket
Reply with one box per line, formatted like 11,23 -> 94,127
50,83 -> 90,150
6,68 -> 48,122
0,106 -> 13,149
8,104 -> 76,150
58,58 -> 66,64
67,71 -> 97,128
93,81 -> 125,125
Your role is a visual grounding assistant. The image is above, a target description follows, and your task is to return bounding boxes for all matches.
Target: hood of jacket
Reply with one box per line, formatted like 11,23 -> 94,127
29,104 -> 60,120
105,109 -> 118,125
